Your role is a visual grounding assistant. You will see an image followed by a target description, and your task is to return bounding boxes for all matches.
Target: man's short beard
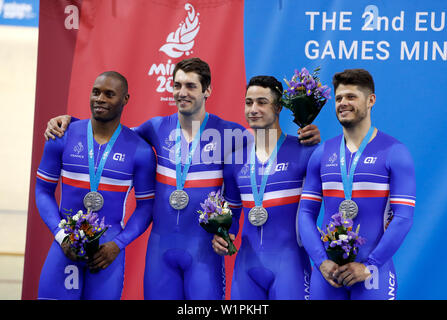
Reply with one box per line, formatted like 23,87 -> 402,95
338,118 -> 356,128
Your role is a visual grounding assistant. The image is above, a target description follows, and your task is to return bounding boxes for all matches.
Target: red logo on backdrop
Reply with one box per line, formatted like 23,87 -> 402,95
148,3 -> 201,106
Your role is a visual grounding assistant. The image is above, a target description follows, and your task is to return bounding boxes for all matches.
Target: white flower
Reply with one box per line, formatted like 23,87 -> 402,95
338,234 -> 348,241
80,230 -> 85,238
223,202 -> 229,209
58,219 -> 67,229
222,208 -> 231,215
72,213 -> 82,221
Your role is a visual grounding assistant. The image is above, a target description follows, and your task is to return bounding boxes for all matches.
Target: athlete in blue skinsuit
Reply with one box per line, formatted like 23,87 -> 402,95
298,69 -> 416,300
44,59 -> 320,300
36,72 -> 156,300
213,76 -> 319,300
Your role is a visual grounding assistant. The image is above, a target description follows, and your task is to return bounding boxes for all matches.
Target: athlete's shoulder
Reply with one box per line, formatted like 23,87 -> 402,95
375,130 -> 414,167
67,118 -> 89,132
375,130 -> 404,146
121,124 -> 153,147
141,113 -> 177,129
324,133 -> 344,146
209,113 -> 245,131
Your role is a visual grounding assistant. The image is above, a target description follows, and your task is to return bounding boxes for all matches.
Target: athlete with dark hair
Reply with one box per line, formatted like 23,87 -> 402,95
36,72 -> 156,299
43,59 -> 321,300
212,75 -> 318,299
298,69 -> 416,300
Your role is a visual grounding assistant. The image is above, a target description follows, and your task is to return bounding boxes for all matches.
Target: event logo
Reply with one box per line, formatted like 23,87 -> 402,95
148,3 -> 201,103
159,3 -> 200,58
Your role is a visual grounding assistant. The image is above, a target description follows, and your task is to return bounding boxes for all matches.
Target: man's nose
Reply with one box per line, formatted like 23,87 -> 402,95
96,92 -> 106,103
249,103 -> 259,113
178,85 -> 188,97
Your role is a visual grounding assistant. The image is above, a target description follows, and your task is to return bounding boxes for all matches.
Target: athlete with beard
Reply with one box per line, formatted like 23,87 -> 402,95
298,69 -> 416,300
43,58 -> 320,299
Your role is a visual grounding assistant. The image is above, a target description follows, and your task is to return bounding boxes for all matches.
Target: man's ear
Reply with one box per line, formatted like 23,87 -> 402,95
123,93 -> 130,106
367,93 -> 376,110
204,85 -> 212,99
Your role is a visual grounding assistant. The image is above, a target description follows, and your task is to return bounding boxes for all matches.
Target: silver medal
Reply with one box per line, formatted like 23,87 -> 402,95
169,190 -> 189,210
83,191 -> 104,212
248,206 -> 268,226
339,199 -> 359,220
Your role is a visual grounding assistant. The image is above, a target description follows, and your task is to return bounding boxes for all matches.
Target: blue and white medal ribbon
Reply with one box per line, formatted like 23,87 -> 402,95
248,132 -> 286,226
339,126 -> 375,219
84,120 -> 122,212
169,113 -> 209,210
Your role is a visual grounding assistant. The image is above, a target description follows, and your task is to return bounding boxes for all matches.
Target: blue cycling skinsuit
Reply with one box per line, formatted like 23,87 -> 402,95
36,119 -> 156,300
299,130 -> 416,300
223,134 -> 317,299
134,112 -> 245,300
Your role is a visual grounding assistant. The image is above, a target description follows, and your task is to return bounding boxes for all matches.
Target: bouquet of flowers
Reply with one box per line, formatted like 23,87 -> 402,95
58,209 -> 110,260
282,66 -> 331,128
197,190 -> 237,256
318,212 -> 366,265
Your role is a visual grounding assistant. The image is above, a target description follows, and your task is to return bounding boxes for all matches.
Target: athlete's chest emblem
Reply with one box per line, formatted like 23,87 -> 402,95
112,153 -> 126,162
203,142 -> 217,152
326,152 -> 338,167
364,156 -> 378,164
275,162 -> 289,172
69,142 -> 85,159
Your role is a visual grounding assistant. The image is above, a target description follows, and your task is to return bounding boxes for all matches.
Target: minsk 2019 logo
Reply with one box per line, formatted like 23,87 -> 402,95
148,3 -> 201,105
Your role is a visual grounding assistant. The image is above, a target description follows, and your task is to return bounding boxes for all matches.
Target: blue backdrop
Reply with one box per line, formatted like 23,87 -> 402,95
244,0 -> 447,299
0,0 -> 38,27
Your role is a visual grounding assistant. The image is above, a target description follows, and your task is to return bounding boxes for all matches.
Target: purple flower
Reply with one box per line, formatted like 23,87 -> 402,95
201,198 -> 217,214
198,212 -> 209,224
87,212 -> 99,225
355,236 -> 367,247
304,78 -> 316,90
317,85 -> 331,99
342,218 -> 353,229
331,212 -> 343,226
300,67 -> 310,78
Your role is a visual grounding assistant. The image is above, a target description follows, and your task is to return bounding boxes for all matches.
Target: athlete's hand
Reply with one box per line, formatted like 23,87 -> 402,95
298,124 -> 321,146
44,115 -> 71,141
319,259 -> 342,288
61,241 -> 80,262
212,234 -> 235,256
333,262 -> 371,287
88,241 -> 120,270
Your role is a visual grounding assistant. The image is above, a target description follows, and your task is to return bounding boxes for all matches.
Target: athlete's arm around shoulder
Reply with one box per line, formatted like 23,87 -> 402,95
131,116 -> 164,146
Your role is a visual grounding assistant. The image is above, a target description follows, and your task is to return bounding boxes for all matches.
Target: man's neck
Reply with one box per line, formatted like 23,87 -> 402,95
254,126 -> 283,163
342,120 -> 376,152
178,107 -> 206,143
91,117 -> 121,145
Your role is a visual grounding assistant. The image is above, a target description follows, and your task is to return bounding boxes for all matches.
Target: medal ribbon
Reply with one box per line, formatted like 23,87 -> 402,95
339,126 -> 375,200
175,113 -> 209,190
87,120 -> 122,192
250,132 -> 286,207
